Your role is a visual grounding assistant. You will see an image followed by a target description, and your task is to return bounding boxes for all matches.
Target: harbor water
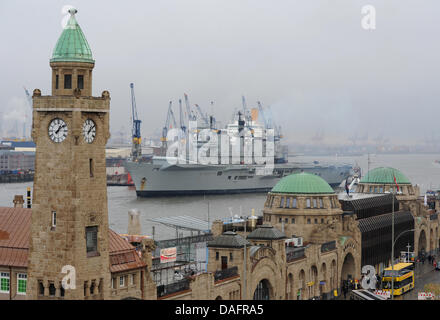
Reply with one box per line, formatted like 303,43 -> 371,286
1,153 -> 440,240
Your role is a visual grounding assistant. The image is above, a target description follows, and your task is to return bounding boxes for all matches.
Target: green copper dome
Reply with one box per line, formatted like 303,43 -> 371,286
360,167 -> 411,185
50,9 -> 94,63
271,172 -> 334,194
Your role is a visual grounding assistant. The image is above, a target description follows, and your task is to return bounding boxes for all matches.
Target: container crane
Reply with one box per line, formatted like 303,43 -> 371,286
130,83 -> 142,159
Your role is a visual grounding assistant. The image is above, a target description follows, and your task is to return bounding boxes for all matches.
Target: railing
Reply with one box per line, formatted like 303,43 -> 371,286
156,278 -> 190,298
155,233 -> 213,249
286,248 -> 305,262
214,266 -> 239,282
321,241 -> 336,253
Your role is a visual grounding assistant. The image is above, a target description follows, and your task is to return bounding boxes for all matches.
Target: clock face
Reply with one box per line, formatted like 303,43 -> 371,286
48,118 -> 68,143
82,119 -> 96,143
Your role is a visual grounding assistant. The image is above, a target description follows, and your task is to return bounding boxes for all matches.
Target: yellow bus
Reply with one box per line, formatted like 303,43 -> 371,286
381,262 -> 414,296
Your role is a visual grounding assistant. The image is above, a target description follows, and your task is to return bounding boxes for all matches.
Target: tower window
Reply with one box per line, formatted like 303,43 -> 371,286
279,197 -> 284,208
306,199 -> 311,208
292,198 -> 297,208
49,282 -> 56,297
38,281 -> 44,296
64,74 -> 72,89
86,226 -> 98,256
89,158 -> 94,177
55,75 -> 59,89
52,211 -> 56,228
77,75 -> 84,89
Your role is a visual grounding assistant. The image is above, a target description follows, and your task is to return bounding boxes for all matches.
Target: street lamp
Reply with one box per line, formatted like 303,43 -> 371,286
390,228 -> 415,299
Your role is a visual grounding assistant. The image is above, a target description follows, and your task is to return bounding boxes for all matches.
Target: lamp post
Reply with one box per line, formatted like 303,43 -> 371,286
391,191 -> 394,300
390,228 -> 415,299
243,214 -> 247,300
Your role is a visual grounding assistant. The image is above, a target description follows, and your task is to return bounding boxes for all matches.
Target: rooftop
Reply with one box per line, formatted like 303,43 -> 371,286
0,207 -> 145,272
50,8 -> 94,64
359,167 -> 411,185
271,172 -> 335,195
247,224 -> 286,240
207,231 -> 250,248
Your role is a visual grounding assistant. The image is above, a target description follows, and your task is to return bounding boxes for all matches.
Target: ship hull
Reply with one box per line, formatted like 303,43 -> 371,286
125,159 -> 352,197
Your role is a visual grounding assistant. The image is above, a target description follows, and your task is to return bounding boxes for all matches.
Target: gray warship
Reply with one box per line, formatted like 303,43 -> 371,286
125,97 -> 353,197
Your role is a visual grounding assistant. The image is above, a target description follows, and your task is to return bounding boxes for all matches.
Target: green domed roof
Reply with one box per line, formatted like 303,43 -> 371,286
360,167 -> 411,185
50,9 -> 94,64
271,172 -> 334,194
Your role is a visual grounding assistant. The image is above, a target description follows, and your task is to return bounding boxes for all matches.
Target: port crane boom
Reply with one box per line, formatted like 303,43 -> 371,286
161,101 -> 177,155
130,83 -> 142,159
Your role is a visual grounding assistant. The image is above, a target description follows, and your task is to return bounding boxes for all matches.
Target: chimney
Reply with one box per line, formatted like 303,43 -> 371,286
13,195 -> 24,208
127,209 -> 141,235
211,220 -> 224,237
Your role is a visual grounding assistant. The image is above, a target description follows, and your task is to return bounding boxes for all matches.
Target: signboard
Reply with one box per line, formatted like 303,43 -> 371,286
374,290 -> 390,299
418,292 -> 435,300
160,247 -> 177,263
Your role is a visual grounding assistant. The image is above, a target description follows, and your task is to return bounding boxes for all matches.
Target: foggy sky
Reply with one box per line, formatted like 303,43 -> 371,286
1,0 -> 439,145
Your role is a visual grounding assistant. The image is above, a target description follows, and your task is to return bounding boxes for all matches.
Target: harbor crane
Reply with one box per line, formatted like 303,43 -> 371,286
194,104 -> 209,127
161,101 -> 177,155
183,93 -> 196,122
130,83 -> 142,159
179,99 -> 186,134
23,87 -> 33,140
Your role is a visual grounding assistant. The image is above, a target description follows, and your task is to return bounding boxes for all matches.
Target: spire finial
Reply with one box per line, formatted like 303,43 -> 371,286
68,7 -> 77,16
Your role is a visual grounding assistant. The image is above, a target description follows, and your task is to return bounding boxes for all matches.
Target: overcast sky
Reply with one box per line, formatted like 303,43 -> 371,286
1,0 -> 439,145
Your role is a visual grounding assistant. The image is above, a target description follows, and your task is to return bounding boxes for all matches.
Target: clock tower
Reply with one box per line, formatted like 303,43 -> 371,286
27,8 -> 111,299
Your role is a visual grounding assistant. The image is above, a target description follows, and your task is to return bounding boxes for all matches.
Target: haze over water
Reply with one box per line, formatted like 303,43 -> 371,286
1,154 -> 440,240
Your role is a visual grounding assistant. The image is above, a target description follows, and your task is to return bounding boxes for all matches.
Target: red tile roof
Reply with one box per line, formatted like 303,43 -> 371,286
0,207 -> 146,272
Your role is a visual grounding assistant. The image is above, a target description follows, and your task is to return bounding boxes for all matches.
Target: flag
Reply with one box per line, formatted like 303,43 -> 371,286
393,175 -> 400,192
345,178 -> 350,196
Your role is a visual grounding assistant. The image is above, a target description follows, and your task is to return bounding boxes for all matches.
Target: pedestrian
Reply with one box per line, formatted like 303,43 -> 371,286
434,260 -> 437,270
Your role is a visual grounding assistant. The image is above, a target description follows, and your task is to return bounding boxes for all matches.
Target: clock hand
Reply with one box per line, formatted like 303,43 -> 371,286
56,124 -> 65,134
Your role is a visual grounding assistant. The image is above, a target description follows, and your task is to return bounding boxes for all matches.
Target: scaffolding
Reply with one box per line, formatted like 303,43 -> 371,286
148,216 -> 212,287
